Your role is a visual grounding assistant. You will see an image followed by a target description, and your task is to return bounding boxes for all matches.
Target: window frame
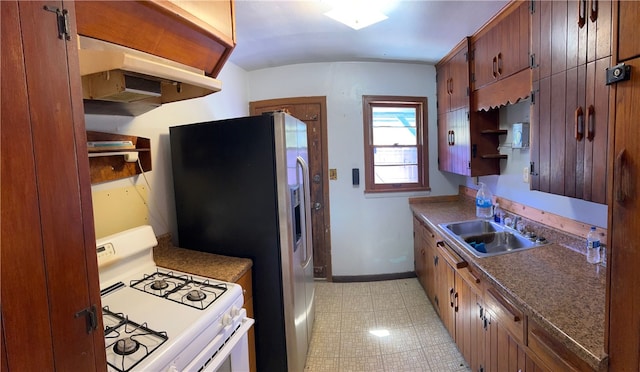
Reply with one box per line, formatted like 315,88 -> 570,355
362,95 -> 430,193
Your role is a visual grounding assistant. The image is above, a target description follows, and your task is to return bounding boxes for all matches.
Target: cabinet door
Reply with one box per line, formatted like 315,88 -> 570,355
608,56 -> 640,370
437,64 -> 451,115
483,310 -> 527,372
586,0 -> 612,63
453,109 -> 471,176
617,0 -> 640,61
473,27 -> 499,90
422,224 -> 439,305
438,112 -> 453,173
497,2 -> 530,79
581,57 -> 610,204
1,1 -> 105,370
455,274 -> 484,372
450,46 -> 469,111
435,249 -> 457,339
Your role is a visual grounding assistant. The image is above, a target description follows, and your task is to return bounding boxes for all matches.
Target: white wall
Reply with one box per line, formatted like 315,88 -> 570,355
85,62 -> 250,237
248,62 -> 463,277
464,100 -> 608,228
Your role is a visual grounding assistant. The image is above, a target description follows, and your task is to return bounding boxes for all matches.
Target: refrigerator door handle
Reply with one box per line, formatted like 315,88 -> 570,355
297,156 -> 313,269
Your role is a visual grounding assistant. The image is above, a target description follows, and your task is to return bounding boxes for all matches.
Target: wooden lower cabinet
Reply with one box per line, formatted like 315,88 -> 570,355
413,217 -> 439,307
455,270 -> 484,372
411,217 -> 593,372
481,286 -> 526,372
235,270 -> 256,372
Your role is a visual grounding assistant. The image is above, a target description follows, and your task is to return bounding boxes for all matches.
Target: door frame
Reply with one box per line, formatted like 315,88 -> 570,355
249,96 -> 332,280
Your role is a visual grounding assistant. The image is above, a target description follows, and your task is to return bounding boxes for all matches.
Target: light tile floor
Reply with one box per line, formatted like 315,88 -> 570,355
304,278 -> 470,372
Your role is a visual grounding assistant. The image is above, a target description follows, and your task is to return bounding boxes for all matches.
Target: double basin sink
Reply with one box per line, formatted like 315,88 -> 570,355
439,219 -> 548,258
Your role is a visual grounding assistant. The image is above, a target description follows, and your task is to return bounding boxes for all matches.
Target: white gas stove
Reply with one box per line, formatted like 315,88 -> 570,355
96,225 -> 253,372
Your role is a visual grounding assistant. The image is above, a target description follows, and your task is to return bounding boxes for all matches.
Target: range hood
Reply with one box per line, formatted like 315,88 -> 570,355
78,37 -> 222,116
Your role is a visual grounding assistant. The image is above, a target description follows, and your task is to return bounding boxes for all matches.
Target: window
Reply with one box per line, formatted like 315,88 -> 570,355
363,95 -> 430,193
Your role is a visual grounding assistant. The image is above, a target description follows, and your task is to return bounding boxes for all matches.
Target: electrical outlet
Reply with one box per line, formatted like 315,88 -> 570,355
523,166 -> 530,183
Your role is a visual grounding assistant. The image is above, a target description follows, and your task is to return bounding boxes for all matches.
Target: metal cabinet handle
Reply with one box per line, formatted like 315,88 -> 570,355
497,53 -> 503,76
578,0 -> 586,28
575,106 -> 584,141
492,56 -> 498,78
587,105 -> 595,141
451,130 -> 455,146
615,149 -> 628,203
449,288 -> 455,308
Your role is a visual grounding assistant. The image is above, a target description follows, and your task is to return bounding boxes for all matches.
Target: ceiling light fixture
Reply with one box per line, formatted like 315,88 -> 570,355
324,1 -> 389,30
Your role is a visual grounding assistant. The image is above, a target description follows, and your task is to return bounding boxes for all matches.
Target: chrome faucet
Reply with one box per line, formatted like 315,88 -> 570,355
512,216 -> 521,228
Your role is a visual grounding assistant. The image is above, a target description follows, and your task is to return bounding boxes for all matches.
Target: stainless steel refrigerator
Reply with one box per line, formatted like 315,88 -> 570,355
169,112 -> 315,372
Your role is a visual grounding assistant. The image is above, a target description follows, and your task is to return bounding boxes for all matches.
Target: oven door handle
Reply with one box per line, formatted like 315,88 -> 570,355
182,315 -> 255,372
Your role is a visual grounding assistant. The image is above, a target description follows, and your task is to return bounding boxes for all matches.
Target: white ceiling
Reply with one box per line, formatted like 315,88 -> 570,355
229,0 -> 509,71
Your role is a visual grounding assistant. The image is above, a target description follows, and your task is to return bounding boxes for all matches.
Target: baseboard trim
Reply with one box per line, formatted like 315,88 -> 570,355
332,271 -> 416,283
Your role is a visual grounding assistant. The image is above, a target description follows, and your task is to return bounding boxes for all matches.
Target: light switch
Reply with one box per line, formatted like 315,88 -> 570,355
329,168 -> 337,180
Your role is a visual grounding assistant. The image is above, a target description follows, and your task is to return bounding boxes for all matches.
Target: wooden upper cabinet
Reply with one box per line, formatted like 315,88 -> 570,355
437,38 -> 470,115
530,0 -> 612,204
74,0 -> 236,77
533,0 -> 612,81
472,1 -> 530,91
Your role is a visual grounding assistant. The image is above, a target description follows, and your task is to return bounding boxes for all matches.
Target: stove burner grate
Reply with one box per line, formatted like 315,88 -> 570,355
129,270 -> 228,310
103,307 -> 168,372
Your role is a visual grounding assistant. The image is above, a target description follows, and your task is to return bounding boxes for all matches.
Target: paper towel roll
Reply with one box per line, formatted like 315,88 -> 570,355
124,152 -> 139,163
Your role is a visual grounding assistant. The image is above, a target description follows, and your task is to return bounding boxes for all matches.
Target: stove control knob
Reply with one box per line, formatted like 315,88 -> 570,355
222,313 -> 232,326
231,306 -> 240,317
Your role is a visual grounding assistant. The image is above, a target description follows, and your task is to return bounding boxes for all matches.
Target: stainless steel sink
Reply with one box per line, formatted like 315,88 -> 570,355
439,219 -> 548,258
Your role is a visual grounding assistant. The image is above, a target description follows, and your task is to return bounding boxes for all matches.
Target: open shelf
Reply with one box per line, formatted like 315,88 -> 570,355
86,131 -> 151,184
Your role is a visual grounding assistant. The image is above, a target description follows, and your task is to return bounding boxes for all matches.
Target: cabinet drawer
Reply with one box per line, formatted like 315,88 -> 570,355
527,320 -> 593,372
484,286 -> 524,344
457,264 -> 483,295
422,222 -> 440,247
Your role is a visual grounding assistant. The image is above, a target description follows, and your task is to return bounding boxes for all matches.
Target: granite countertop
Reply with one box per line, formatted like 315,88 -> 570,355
153,234 -> 252,283
410,197 -> 607,371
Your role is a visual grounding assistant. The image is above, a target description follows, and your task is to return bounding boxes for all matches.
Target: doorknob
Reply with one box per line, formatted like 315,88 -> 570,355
313,174 -> 321,183
313,202 -> 322,211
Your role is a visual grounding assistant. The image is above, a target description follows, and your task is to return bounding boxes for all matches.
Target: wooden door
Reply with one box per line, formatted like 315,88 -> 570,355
450,46 -> 469,112
483,310 -> 527,372
437,112 -> 453,173
582,57 -> 610,204
1,1 -> 105,370
437,64 -> 451,115
435,251 -> 456,340
250,97 -> 332,279
472,27 -> 499,90
617,0 -> 640,61
454,274 -> 472,369
497,2 -> 529,80
422,226 -> 438,305
607,51 -> 640,371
